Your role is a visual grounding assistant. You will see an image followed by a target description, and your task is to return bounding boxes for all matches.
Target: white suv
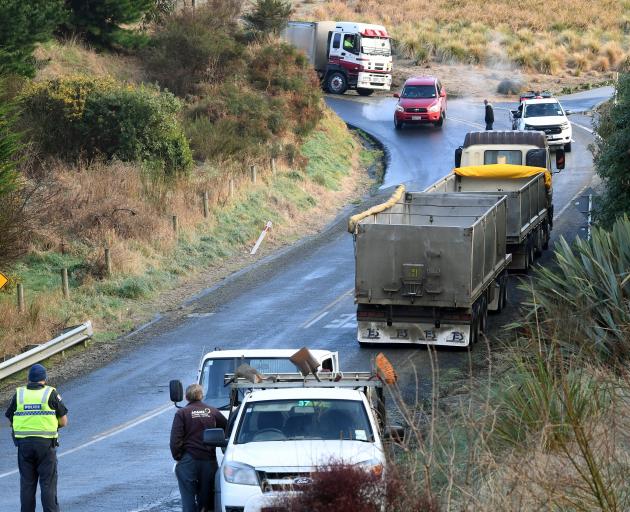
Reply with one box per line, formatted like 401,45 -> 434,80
205,379 -> 389,512
512,98 -> 573,152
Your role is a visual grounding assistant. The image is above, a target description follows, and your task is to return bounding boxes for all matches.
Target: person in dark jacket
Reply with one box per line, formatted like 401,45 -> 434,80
170,384 -> 227,512
484,99 -> 494,130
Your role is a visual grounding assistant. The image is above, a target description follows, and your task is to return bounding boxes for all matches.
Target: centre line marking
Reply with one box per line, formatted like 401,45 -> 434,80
300,288 -> 353,329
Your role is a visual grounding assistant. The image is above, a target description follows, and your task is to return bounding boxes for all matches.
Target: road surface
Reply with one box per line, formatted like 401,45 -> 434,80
0,88 -> 608,511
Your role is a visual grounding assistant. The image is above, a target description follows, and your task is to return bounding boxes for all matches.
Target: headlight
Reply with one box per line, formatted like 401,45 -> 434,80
356,458 -> 384,477
561,122 -> 570,129
395,105 -> 404,112
223,462 -> 258,486
428,103 -> 440,113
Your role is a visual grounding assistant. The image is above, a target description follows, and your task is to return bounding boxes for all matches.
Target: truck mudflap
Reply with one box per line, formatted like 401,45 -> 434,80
358,320 -> 470,347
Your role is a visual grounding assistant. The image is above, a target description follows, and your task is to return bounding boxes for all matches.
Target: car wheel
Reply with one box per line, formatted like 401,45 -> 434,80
394,118 -> 403,130
327,72 -> 348,95
357,88 -> 374,96
564,142 -> 572,152
434,115 -> 444,128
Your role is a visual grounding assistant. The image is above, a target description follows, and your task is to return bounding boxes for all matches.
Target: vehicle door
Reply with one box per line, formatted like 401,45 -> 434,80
329,31 -> 360,79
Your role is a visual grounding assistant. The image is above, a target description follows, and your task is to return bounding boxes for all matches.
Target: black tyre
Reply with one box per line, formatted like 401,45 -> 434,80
394,118 -> 403,130
435,114 -> 444,128
357,88 -> 374,96
564,142 -> 572,152
327,72 -> 348,95
534,228 -> 543,258
479,296 -> 488,333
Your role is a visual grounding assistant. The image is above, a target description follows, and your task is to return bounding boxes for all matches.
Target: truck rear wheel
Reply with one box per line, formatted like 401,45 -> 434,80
327,72 -> 348,95
357,88 -> 374,96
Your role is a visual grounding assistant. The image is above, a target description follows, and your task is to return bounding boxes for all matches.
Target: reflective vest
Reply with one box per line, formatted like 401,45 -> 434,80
13,386 -> 59,439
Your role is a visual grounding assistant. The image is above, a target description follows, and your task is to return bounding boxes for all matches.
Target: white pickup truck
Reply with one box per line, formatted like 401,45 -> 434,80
201,372 -> 396,512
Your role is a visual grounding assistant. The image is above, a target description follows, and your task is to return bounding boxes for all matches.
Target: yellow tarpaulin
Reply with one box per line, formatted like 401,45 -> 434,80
453,164 -> 551,189
348,185 -> 405,233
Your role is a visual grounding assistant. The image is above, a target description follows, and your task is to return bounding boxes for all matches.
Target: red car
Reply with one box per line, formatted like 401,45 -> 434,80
393,76 -> 447,129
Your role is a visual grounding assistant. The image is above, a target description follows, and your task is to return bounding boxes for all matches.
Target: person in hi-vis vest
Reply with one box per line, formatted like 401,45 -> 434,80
5,364 -> 68,512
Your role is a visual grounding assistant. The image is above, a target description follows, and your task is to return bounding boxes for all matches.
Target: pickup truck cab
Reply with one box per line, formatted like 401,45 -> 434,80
204,373 -> 388,512
197,349 -> 339,417
511,97 -> 573,152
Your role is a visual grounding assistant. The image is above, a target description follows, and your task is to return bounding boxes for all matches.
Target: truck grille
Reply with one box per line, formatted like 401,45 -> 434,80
258,471 -> 313,492
406,107 -> 427,113
537,125 -> 562,135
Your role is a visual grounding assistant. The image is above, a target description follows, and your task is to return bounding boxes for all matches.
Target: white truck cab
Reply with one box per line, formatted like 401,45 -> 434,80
196,349 -> 339,416
203,372 -> 391,512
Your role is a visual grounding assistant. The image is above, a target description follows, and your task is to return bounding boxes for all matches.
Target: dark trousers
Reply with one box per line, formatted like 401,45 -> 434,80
486,122 -> 493,130
175,452 -> 217,512
17,438 -> 59,512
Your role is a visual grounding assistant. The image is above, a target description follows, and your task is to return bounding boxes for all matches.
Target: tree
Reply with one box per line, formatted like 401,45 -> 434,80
0,0 -> 67,77
593,63 -> 630,227
243,0 -> 293,36
63,0 -> 154,47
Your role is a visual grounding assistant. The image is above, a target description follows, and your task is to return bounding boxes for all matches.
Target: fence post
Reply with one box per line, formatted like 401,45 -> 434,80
250,165 -> 257,184
104,247 -> 112,276
172,215 -> 179,234
229,178 -> 235,199
203,191 -> 209,218
17,283 -> 24,313
61,268 -> 69,299
271,158 -> 276,175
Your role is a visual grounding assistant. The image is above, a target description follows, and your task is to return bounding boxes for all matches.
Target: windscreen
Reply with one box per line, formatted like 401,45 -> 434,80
524,102 -> 563,118
401,84 -> 436,99
235,399 -> 374,444
200,358 -> 298,408
360,36 -> 391,56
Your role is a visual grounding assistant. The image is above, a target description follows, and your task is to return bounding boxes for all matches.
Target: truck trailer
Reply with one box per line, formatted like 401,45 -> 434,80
349,192 -> 511,347
281,21 -> 392,95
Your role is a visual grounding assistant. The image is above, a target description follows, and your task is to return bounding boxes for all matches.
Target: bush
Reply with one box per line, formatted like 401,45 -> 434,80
20,76 -> 192,175
594,65 -> 630,227
62,0 -> 153,48
144,4 -> 245,96
243,0 -> 293,36
0,0 -> 67,77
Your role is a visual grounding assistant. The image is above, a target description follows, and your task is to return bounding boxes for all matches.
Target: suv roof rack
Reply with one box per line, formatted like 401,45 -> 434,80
224,371 -> 382,389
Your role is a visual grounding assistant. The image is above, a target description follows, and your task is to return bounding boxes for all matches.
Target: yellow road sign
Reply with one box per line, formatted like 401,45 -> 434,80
0,272 -> 7,290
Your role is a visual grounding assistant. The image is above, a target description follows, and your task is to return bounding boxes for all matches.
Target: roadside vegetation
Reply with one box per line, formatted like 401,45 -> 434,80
283,70 -> 630,511
0,0 -> 377,360
311,0 -> 628,76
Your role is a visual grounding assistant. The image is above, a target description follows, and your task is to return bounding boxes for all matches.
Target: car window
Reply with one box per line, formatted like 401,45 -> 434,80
343,34 -> 357,52
484,150 -> 523,165
401,84 -> 436,99
235,399 -> 375,444
524,102 -> 564,118
332,33 -> 341,49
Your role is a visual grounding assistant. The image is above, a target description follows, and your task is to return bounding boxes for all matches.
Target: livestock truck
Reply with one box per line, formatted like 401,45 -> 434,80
349,192 -> 512,347
448,131 -> 565,269
281,21 -> 392,95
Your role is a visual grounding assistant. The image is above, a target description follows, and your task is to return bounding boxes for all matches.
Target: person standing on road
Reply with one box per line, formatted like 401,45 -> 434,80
484,99 -> 494,130
5,363 -> 68,512
170,384 -> 227,512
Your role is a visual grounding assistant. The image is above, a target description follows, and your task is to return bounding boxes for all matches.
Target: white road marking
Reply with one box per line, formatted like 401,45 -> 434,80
302,311 -> 329,329
448,116 -> 485,129
324,313 -> 356,329
300,288 -> 353,328
0,403 -> 172,479
186,312 -> 214,318
554,183 -> 591,221
571,121 -> 594,134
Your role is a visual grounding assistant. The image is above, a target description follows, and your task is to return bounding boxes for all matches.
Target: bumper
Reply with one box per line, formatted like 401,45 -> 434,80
541,128 -> 572,146
395,110 -> 442,123
221,480 -> 262,512
358,320 -> 470,347
357,71 -> 391,90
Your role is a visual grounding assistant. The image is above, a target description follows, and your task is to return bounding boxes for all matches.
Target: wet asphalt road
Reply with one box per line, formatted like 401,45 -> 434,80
0,88 -> 610,511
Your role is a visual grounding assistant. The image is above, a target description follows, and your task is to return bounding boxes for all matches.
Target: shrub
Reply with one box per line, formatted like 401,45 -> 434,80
144,5 -> 245,96
0,0 -> 67,77
62,0 -> 153,48
243,0 -> 293,36
594,66 -> 630,226
19,76 -> 192,175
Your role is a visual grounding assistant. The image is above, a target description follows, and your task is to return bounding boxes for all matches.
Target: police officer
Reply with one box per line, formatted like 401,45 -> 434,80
5,363 -> 68,512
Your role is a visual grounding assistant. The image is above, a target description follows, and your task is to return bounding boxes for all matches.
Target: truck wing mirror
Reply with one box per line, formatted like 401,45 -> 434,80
454,146 -> 463,168
440,88 -> 446,97
203,428 -> 228,448
555,148 -> 565,170
384,425 -> 406,443
169,379 -> 183,404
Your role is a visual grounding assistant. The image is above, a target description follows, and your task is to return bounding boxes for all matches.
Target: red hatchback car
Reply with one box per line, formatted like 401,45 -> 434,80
393,76 -> 447,129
